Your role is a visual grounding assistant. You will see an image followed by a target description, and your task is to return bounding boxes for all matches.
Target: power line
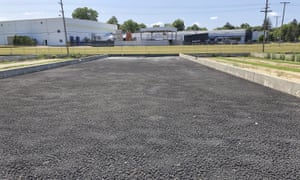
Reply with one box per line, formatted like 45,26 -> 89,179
274,15 -> 281,28
280,2 -> 290,26
261,0 -> 272,52
279,2 -> 290,44
59,0 -> 69,56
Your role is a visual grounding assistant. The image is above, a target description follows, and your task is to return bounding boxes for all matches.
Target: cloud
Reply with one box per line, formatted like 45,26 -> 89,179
268,12 -> 279,17
150,22 -> 164,27
210,16 -> 219,20
23,12 -> 42,16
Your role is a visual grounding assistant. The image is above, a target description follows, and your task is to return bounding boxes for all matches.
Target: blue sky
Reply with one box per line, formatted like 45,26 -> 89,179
0,0 -> 299,30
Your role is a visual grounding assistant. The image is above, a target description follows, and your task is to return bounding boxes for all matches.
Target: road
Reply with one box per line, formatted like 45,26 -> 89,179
0,56 -> 300,179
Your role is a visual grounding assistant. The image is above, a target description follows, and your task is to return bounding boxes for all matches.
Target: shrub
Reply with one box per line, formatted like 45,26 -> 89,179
13,35 -> 37,46
280,54 -> 285,60
70,53 -> 82,58
296,55 -> 300,62
285,54 -> 294,61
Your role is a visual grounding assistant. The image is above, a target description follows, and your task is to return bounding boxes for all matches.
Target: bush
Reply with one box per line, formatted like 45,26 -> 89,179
258,35 -> 264,43
70,53 -> 82,58
285,54 -> 295,61
296,55 -> 300,62
13,35 -> 37,46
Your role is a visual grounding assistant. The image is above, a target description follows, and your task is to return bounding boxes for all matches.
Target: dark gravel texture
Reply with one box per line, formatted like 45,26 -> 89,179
0,55 -> 38,62
0,56 -> 300,179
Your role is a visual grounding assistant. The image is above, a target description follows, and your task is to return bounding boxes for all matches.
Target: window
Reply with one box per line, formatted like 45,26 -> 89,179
57,29 -> 61,33
59,39 -> 63,43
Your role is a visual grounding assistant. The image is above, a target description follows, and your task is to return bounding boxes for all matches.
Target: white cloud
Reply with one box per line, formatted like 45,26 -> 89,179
268,12 -> 279,17
150,22 -> 164,27
210,16 -> 219,20
23,12 -> 42,16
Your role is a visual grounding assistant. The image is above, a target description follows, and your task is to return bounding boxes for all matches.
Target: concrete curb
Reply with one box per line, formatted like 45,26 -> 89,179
0,55 -> 108,79
108,54 -> 178,57
180,53 -> 300,98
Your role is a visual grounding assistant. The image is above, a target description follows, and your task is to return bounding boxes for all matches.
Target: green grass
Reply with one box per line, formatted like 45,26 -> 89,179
246,56 -> 300,65
0,43 -> 300,55
1,43 -> 300,72
216,57 -> 300,73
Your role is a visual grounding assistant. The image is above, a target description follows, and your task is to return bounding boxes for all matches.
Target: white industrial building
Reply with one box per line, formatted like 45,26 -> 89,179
0,17 -> 117,46
180,29 -> 252,44
126,29 -> 262,46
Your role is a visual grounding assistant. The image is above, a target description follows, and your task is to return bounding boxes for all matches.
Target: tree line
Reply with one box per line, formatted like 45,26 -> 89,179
72,7 -> 300,42
71,7 -> 205,32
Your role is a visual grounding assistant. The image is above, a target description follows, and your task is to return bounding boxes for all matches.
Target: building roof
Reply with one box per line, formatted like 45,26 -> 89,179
0,17 -> 114,27
140,27 -> 177,33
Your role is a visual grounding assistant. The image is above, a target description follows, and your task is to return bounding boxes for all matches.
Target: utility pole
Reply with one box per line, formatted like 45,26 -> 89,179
279,1 -> 290,43
274,15 -> 281,42
261,0 -> 272,52
274,15 -> 281,28
59,0 -> 70,56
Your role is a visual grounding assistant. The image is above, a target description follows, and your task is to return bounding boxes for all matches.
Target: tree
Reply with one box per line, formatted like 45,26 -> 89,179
72,7 -> 99,21
215,22 -> 235,30
120,19 -> 140,33
240,23 -> 251,30
223,22 -> 235,29
186,24 -> 200,31
172,19 -> 185,31
269,28 -> 281,41
164,23 -> 173,27
258,34 -> 265,43
139,23 -> 147,29
298,22 -> 300,36
289,19 -> 299,41
186,24 -> 207,31
281,19 -> 299,42
107,16 -> 118,25
251,26 -> 263,31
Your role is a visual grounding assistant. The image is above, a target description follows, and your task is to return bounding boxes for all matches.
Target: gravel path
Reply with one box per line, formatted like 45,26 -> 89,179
0,56 -> 300,179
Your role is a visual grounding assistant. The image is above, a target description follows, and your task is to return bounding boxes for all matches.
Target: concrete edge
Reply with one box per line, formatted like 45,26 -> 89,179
108,54 -> 178,57
0,55 -> 108,79
179,53 -> 300,98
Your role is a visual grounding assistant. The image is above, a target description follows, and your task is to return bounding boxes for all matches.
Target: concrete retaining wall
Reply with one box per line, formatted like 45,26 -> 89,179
180,53 -> 300,98
0,55 -> 108,79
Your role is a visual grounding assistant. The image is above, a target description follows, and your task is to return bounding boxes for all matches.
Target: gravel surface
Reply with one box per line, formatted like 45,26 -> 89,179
0,56 -> 300,179
0,55 -> 37,62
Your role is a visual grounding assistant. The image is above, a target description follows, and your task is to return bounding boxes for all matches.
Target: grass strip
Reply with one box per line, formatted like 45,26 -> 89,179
247,57 -> 300,65
1,43 -> 300,55
216,57 -> 300,73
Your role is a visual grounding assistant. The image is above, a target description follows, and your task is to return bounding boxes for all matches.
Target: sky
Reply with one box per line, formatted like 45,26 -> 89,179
0,0 -> 299,30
